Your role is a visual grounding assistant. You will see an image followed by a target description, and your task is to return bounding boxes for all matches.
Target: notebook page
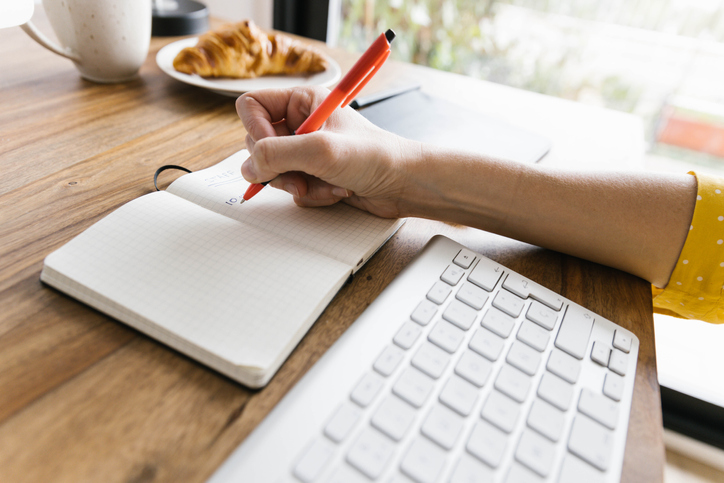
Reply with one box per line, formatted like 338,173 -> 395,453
42,191 -> 351,378
166,150 -> 403,269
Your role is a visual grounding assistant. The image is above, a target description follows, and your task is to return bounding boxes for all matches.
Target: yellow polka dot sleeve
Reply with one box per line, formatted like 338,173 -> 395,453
652,172 -> 724,324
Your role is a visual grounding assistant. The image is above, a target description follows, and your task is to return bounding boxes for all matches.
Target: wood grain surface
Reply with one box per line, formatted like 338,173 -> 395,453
0,11 -> 663,483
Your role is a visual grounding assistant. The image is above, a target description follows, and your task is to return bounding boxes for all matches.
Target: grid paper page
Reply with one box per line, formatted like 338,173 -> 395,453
43,191 -> 351,374
166,150 -> 403,269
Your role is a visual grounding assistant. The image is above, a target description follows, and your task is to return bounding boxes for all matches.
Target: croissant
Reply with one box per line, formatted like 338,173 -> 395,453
172,20 -> 328,79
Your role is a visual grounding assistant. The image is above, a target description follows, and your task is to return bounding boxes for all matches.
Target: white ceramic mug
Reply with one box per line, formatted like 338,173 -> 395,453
21,0 -> 152,83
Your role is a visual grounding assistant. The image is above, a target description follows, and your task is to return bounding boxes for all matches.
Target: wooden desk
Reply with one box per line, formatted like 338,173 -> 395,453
0,13 -> 663,483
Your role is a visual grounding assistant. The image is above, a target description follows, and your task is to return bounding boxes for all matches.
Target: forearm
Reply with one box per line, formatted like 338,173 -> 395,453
400,142 -> 697,287
237,86 -> 698,290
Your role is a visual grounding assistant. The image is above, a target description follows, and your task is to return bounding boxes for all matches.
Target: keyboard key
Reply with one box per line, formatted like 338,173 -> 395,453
346,428 -> 396,479
443,300 -> 478,330
578,388 -> 619,430
412,342 -> 451,379
324,402 -> 362,443
481,390 -> 520,433
453,248 -> 477,269
613,329 -> 633,353
326,465 -> 373,483
506,341 -> 542,376
558,454 -> 606,483
450,454 -> 494,483
590,341 -> 611,367
567,415 -> 613,471
293,439 -> 335,483
441,264 -> 466,285
400,437 -> 447,483
517,320 -> 550,352
350,372 -> 385,407
394,321 -> 422,349
469,327 -> 505,361
468,257 -> 504,291
492,289 -> 526,318
481,307 -> 516,338
393,367 -> 435,408
467,418 -> 508,468
456,281 -> 489,310
527,398 -> 564,442
531,288 -> 564,312
439,375 -> 479,416
428,320 -> 465,353
495,364 -> 532,403
515,429 -> 556,477
411,299 -> 437,326
504,462 -> 545,483
537,372 -> 574,411
421,403 -> 465,450
374,345 -> 405,376
608,348 -> 628,376
554,306 -> 594,360
501,272 -> 534,299
525,300 -> 559,330
427,280 -> 452,304
454,350 -> 493,388
371,396 -> 416,441
504,272 -> 564,311
546,348 -> 581,384
603,372 -> 625,402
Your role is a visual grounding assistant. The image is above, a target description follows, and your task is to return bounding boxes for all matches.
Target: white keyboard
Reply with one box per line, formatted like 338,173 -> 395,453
209,235 -> 639,483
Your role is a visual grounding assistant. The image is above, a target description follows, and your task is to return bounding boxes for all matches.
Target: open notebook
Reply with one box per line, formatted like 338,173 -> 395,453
41,150 -> 403,388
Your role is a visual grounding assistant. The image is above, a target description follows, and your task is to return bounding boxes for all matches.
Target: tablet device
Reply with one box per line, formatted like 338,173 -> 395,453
358,89 -> 551,164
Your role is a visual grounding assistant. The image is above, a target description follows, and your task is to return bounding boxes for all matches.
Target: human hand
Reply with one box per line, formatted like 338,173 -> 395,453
236,86 -> 420,218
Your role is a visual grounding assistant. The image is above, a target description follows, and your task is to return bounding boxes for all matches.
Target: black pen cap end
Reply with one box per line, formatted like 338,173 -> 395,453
385,29 -> 396,43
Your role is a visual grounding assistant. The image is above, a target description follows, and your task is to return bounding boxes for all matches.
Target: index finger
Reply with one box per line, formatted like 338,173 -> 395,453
236,89 -> 292,142
236,87 -> 326,142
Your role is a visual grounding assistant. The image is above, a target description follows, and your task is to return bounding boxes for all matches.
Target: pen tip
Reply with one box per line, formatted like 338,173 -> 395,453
239,199 -> 246,205
385,29 -> 395,43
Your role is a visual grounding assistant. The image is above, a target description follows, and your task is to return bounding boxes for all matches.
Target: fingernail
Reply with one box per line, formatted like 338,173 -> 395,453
332,187 -> 351,198
284,183 -> 299,197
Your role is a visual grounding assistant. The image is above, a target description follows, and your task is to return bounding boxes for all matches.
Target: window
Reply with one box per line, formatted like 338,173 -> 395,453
337,0 -> 724,175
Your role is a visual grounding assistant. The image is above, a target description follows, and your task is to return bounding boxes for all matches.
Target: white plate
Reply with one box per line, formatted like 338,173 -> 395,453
156,38 -> 341,97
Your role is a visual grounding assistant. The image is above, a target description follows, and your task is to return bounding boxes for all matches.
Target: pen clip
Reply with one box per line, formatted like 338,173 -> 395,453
342,49 -> 391,108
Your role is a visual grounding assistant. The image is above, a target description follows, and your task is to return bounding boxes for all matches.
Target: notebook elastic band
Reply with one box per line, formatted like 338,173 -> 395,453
153,165 -> 193,191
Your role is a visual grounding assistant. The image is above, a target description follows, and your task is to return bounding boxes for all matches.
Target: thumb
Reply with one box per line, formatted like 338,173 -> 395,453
242,132 -> 341,184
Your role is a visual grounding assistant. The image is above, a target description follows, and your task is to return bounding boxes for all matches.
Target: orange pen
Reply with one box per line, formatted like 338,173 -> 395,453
241,29 -> 395,203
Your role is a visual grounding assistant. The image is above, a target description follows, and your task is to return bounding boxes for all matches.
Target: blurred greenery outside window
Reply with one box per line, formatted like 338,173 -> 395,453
337,0 -> 724,173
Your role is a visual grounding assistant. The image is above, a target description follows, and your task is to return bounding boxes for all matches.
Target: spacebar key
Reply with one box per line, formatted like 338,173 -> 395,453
554,305 -> 594,360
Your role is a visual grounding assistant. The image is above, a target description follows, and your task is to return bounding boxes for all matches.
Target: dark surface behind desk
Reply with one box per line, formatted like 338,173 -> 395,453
0,12 -> 663,482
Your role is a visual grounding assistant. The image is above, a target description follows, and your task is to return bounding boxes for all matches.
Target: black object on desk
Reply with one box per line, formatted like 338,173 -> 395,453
152,0 -> 209,37
350,84 -> 422,109
357,89 -> 551,165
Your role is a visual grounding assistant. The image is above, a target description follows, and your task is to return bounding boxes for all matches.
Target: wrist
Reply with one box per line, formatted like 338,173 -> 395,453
396,141 -> 524,230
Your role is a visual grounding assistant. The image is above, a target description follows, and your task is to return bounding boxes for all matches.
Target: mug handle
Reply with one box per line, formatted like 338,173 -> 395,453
20,21 -> 81,63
